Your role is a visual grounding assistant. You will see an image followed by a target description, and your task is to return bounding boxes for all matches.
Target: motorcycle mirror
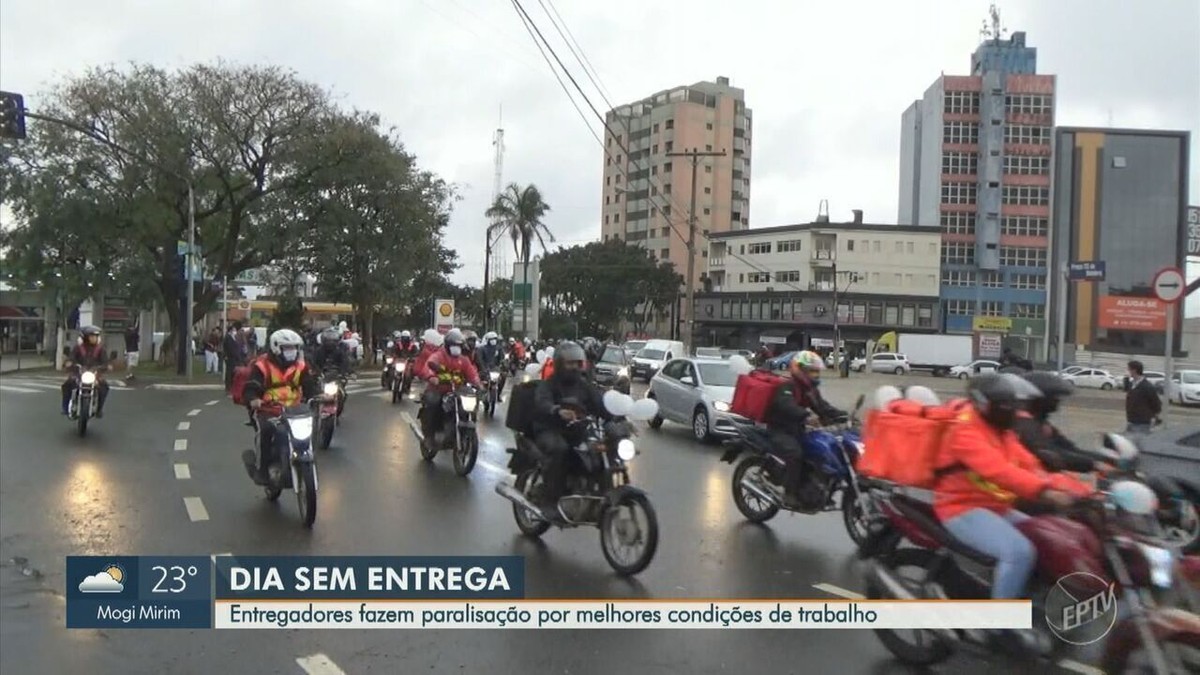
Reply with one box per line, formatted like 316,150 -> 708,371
630,397 -> 659,422
603,390 -> 635,417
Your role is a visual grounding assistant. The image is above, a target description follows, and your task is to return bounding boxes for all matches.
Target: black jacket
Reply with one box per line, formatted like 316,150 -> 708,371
310,343 -> 350,377
765,378 -> 845,437
242,355 -> 321,404
1125,378 -> 1162,425
532,373 -> 612,437
1013,416 -> 1095,473
476,344 -> 503,370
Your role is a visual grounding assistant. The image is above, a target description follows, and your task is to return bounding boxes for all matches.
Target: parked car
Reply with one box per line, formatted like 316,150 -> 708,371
949,360 -> 1002,380
695,347 -> 723,359
591,344 -> 631,394
1122,370 -> 1165,393
766,351 -> 797,370
849,356 -> 867,372
1166,370 -> 1200,406
866,352 -> 911,375
1053,365 -> 1087,377
721,349 -> 754,361
1060,367 -> 1119,390
647,357 -> 746,442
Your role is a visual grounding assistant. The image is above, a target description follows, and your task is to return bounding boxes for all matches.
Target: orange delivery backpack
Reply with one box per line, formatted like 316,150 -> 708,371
858,397 -> 970,488
230,365 -> 253,406
729,369 -> 788,423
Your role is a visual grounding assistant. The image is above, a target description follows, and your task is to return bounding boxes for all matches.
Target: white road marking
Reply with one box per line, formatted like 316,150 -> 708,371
174,439 -> 188,451
187,408 -> 202,416
147,383 -> 226,391
173,463 -> 191,480
812,583 -> 866,600
296,654 -> 347,675
0,385 -> 43,393
183,497 -> 209,522
206,399 -> 220,406
476,459 -> 511,481
400,411 -> 415,425
1057,660 -> 1104,675
177,421 -> 191,431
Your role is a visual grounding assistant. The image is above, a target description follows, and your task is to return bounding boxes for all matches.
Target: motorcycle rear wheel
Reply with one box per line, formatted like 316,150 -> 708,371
866,547 -> 953,665
731,456 -> 780,523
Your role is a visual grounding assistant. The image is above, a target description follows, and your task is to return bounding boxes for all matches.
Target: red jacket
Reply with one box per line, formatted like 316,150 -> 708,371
416,349 -> 481,391
413,343 -> 439,374
933,406 -> 1091,521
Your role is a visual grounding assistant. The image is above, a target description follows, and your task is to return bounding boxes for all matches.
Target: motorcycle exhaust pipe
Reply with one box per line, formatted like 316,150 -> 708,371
494,483 -> 546,521
739,476 -> 781,506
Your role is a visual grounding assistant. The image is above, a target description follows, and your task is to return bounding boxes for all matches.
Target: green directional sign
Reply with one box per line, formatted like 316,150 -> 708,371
513,283 -> 532,306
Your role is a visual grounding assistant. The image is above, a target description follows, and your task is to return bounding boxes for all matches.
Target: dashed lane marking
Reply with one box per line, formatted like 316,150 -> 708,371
812,583 -> 865,600
187,408 -> 202,416
174,439 -> 188,451
174,463 -> 191,480
0,385 -> 44,393
206,399 -> 220,406
476,459 -> 511,482
297,654 -> 348,675
183,497 -> 209,522
177,421 -> 191,431
400,411 -> 415,425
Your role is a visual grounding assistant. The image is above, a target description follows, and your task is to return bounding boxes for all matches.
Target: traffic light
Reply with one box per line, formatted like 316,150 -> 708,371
0,91 -> 27,140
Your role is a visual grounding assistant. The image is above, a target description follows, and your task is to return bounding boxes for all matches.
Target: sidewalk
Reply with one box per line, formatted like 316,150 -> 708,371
0,355 -> 53,373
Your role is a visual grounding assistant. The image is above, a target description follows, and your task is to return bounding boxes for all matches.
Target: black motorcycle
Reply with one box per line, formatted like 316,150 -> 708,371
390,357 -> 413,404
380,355 -> 396,390
315,372 -> 344,450
67,367 -> 102,437
483,369 -> 502,418
411,384 -> 481,476
495,389 -> 661,576
241,400 -> 322,528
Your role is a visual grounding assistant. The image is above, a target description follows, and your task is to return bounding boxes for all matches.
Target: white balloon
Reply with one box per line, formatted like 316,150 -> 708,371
728,354 -> 753,376
524,362 -> 542,376
630,397 -> 660,422
603,390 -> 635,417
873,385 -> 903,409
535,349 -> 547,363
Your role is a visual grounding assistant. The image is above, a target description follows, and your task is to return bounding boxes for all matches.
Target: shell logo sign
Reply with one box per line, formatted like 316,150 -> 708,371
434,298 -> 455,333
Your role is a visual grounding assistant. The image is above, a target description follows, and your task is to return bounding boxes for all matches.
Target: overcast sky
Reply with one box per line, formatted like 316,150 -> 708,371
2,0 -> 1198,301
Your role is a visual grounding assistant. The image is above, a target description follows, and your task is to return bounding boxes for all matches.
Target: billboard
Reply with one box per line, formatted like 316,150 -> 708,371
1098,296 -> 1166,331
1188,206 -> 1200,257
433,299 -> 455,334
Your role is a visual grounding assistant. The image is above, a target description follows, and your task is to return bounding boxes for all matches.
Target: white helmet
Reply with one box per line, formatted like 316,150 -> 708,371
483,331 -> 498,343
400,330 -> 412,339
427,331 -> 444,347
269,329 -> 304,362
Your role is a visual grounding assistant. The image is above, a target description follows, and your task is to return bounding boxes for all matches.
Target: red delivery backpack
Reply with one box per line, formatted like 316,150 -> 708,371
858,398 -> 970,488
230,365 -> 253,406
730,369 -> 788,423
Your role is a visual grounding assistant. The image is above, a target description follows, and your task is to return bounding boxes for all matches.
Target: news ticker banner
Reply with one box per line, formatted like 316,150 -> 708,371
66,555 -> 1031,630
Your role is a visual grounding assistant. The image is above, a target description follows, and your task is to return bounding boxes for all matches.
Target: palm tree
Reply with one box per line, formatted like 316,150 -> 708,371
485,183 -> 553,335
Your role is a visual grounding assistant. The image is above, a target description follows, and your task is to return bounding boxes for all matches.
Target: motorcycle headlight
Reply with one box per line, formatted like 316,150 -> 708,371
80,371 -> 97,385
323,382 -> 340,397
617,367 -> 629,378
385,357 -> 394,365
617,439 -> 637,461
395,363 -> 406,372
288,416 -> 314,441
460,395 -> 477,410
713,400 -> 730,412
490,371 -> 500,381
1137,542 -> 1175,588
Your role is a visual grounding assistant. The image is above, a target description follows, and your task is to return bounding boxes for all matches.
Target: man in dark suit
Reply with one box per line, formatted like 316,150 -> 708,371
1125,360 -> 1162,434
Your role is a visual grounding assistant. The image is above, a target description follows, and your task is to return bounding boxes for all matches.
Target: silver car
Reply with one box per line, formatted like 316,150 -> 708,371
647,357 -> 746,442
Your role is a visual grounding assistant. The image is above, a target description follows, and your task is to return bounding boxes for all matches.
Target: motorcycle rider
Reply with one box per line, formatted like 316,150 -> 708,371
476,331 -> 507,402
934,373 -> 1092,653
413,329 -> 442,376
531,341 -> 613,521
394,330 -> 419,359
763,350 -> 847,509
310,327 -> 352,378
462,330 -> 479,362
243,329 -> 322,484
61,325 -> 111,417
1015,372 -> 1107,473
415,328 -> 481,450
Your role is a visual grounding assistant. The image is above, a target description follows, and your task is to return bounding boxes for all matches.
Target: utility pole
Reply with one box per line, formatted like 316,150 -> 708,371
667,148 -> 725,354
481,222 -> 504,333
831,263 -> 859,377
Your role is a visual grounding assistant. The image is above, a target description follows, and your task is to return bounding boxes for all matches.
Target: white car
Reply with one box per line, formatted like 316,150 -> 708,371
647,357 -> 747,442
849,356 -> 867,372
867,353 -> 911,375
1061,368 -> 1119,390
1166,370 -> 1200,406
950,360 -> 1002,380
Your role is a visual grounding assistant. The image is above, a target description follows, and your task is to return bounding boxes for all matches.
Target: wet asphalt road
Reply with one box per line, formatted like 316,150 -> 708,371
2,370 -> 1197,674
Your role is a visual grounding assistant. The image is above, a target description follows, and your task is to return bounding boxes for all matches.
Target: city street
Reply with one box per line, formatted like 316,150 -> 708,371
2,369 -> 1197,674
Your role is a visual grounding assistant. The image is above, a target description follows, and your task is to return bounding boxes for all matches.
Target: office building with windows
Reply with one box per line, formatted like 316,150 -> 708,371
1050,128 -> 1191,359
898,30 -> 1055,354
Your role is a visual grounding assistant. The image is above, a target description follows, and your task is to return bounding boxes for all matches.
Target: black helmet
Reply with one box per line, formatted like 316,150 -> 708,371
464,330 -> 478,346
554,341 -> 586,370
968,373 -> 1041,430
1022,371 -> 1072,418
444,328 -> 464,347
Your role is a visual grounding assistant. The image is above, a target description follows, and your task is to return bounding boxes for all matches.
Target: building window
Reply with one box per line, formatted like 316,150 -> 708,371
665,141 -> 674,152
1004,94 -> 1052,115
979,301 -> 1004,316
747,272 -> 771,283
901,305 -> 915,326
946,300 -> 974,316
704,187 -> 711,194
705,122 -> 713,130
653,123 -> 659,133
929,242 -> 937,255
704,165 -> 712,173
604,215 -> 609,225
943,122 -> 980,144
663,162 -> 672,173
981,272 -> 1004,288
847,239 -> 855,251
777,239 -> 802,253
941,182 -> 977,204
605,195 -> 610,205
747,242 -> 772,255
1003,155 -> 1050,175
1011,273 -> 1046,290
1001,216 -> 1049,237
918,306 -> 933,327
660,248 -> 669,260
775,270 -> 801,283
651,165 -> 657,176
664,183 -> 671,194
999,246 -> 1048,267
941,242 -> 975,265
1002,185 -> 1050,206
705,144 -> 713,151
885,305 -> 899,324
703,207 -> 710,215
941,152 -> 979,175
940,212 -> 976,234
943,91 -> 981,114
944,270 -> 976,287
870,272 -> 880,284
906,241 -> 914,254
1003,125 -> 1051,145
895,241 -> 904,253
1012,303 -> 1045,319
872,241 -> 881,253
614,213 -> 620,223
665,119 -> 674,130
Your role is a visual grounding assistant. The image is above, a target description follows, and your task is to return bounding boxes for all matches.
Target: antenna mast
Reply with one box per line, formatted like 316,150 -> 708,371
490,107 -> 508,279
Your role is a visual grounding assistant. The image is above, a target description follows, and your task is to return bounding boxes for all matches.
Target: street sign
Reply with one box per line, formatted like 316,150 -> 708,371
1068,260 -> 1106,281
1153,267 -> 1184,303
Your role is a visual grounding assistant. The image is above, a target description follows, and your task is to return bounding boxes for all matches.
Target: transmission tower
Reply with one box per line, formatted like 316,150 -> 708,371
490,111 -> 508,279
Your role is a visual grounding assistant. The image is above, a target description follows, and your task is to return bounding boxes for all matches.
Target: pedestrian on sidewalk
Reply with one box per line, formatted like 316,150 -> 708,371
124,324 -> 140,380
1125,360 -> 1162,435
203,328 -> 221,374
223,322 -> 245,391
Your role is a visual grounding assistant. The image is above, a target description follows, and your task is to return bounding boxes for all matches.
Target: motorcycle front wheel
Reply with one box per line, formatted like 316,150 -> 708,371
319,417 -> 335,450
841,487 -> 872,547
600,491 -> 659,576
296,463 -> 317,528
866,547 -> 953,665
76,396 -> 90,437
513,470 -> 551,538
731,456 -> 780,523
453,428 -> 479,476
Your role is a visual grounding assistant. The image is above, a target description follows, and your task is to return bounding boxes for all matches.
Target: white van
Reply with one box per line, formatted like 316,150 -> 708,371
630,339 -> 685,382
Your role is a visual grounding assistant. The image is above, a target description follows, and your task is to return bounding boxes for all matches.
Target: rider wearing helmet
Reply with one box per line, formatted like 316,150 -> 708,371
243,329 -> 322,483
763,350 -> 847,509
61,325 -> 111,416
462,330 -> 479,362
413,329 -> 442,377
1013,372 -> 1100,473
475,331 -> 507,401
394,330 -> 418,358
933,373 -> 1091,651
310,327 -> 351,379
415,329 -> 481,448
532,341 -> 613,520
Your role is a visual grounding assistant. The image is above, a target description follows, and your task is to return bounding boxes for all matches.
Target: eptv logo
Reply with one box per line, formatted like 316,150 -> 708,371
1045,572 -> 1118,645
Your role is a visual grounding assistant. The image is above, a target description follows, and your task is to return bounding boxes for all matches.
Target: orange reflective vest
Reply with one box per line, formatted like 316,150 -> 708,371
254,355 -> 305,407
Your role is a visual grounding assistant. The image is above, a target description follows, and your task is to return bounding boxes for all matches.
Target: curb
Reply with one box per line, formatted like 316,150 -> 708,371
146,383 -> 227,391
0,374 -> 127,387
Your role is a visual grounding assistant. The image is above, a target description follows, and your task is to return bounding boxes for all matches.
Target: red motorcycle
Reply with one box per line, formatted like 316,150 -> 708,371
859,473 -> 1200,673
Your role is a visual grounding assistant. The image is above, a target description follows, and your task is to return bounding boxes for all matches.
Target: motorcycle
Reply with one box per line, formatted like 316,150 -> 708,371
241,400 -> 322,528
381,356 -> 396,390
410,384 -> 481,476
67,368 -> 102,437
1101,442 -> 1200,554
859,435 -> 1200,673
495,390 -> 661,576
390,357 -> 413,404
720,395 -> 870,546
483,370 -> 501,418
315,375 -> 342,451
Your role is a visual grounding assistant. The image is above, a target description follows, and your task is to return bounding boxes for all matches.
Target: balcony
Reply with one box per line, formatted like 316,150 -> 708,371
811,249 -> 836,264
808,281 -> 834,291
709,257 -> 724,267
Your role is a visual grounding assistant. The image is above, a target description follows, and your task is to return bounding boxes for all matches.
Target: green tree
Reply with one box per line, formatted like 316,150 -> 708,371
268,294 -> 306,334
485,183 -> 553,336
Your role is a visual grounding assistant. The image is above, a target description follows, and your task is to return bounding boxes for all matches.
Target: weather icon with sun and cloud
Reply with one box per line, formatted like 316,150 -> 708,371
78,563 -> 126,593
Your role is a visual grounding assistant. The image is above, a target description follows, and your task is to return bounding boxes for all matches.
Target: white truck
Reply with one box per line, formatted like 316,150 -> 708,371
876,332 -> 973,377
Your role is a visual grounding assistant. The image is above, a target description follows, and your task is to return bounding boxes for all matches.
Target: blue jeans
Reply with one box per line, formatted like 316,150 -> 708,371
943,508 -> 1035,599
